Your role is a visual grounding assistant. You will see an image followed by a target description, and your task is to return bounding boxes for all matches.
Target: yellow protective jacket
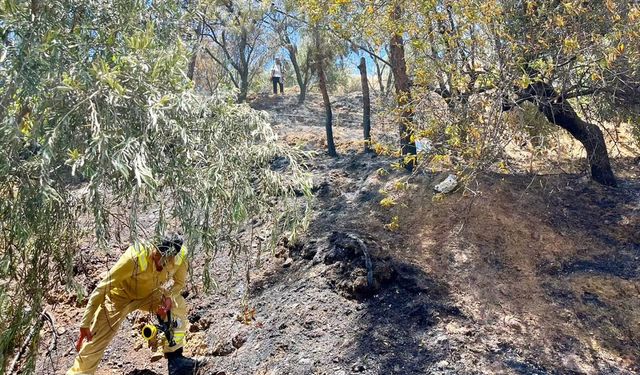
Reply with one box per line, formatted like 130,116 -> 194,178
80,242 -> 188,328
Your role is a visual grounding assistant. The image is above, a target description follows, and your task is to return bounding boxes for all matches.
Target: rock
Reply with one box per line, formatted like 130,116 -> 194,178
312,179 -> 332,198
303,328 -> 325,338
274,246 -> 287,258
211,341 -> 236,356
270,155 -> 291,171
189,316 -> 210,332
188,332 -> 210,356
352,276 -> 369,294
283,258 -> 293,268
416,138 -> 434,154
324,246 -> 354,265
434,174 -> 458,194
232,332 -> 248,349
302,319 -> 315,329
577,175 -> 590,185
351,364 -> 366,372
324,232 -> 359,264
562,354 -> 595,374
188,312 -> 202,324
434,333 -> 449,344
300,242 -> 318,260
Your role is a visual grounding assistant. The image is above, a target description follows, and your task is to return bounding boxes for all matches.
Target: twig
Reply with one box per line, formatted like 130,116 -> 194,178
345,233 -> 374,287
271,7 -> 391,67
43,311 -> 57,357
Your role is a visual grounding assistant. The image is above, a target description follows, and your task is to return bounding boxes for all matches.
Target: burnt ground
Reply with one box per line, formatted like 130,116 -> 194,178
34,92 -> 640,374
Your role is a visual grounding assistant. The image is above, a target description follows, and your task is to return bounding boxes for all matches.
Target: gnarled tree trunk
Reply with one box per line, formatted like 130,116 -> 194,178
540,101 -> 616,186
529,83 -> 616,186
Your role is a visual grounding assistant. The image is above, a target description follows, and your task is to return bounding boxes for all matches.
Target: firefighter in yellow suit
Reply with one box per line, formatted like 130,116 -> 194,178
67,235 -> 198,375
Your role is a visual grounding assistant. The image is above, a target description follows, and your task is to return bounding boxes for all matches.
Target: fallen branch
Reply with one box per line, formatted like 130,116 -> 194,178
8,314 -> 43,374
7,310 -> 55,374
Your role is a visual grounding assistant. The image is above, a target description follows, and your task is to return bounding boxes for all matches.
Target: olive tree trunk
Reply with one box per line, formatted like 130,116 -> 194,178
389,5 -> 416,170
314,29 -> 336,157
514,82 -> 617,186
318,62 -> 336,157
358,57 -> 372,153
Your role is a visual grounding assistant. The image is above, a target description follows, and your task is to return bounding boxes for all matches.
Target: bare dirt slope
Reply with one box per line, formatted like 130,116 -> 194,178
35,92 -> 639,374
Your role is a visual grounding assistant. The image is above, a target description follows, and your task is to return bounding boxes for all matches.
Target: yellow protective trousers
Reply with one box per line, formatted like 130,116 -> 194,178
66,291 -> 188,375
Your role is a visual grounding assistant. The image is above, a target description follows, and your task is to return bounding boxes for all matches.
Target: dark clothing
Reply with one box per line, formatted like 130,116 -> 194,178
272,77 -> 283,94
167,348 -> 199,374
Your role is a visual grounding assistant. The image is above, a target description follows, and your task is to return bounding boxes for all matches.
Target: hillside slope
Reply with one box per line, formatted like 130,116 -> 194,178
35,93 -> 639,375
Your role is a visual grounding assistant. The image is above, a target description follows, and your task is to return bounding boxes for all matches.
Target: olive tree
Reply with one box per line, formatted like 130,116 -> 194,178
318,0 -> 640,185
198,0 -> 272,102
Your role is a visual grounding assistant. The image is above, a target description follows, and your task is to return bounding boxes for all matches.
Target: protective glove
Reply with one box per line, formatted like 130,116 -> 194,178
75,327 -> 93,352
156,296 -> 173,319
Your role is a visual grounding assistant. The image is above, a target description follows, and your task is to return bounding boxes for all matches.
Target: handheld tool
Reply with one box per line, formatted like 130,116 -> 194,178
141,310 -> 178,348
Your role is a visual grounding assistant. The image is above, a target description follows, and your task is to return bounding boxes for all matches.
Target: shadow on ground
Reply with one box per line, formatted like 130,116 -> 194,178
344,261 -> 463,374
125,370 -> 161,375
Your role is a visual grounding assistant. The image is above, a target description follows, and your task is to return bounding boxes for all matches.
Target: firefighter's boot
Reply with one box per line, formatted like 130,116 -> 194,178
166,348 -> 199,375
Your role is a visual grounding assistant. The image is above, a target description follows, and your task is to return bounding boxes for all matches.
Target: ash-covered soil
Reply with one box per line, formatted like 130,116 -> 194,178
34,93 -> 640,375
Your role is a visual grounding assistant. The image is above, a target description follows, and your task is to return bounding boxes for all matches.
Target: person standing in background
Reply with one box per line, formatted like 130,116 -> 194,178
271,57 -> 284,95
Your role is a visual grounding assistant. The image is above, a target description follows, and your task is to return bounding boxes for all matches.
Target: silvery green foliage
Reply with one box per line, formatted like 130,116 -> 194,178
0,1 -> 310,371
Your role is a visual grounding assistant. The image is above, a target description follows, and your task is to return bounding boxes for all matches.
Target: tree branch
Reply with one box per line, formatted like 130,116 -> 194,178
204,47 -> 239,88
271,7 -> 391,67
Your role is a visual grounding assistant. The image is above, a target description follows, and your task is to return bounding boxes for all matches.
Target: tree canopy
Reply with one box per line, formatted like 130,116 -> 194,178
298,0 -> 640,183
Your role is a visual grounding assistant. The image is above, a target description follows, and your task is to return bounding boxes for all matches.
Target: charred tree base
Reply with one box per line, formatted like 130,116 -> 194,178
297,90 -> 307,105
358,57 -> 372,153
